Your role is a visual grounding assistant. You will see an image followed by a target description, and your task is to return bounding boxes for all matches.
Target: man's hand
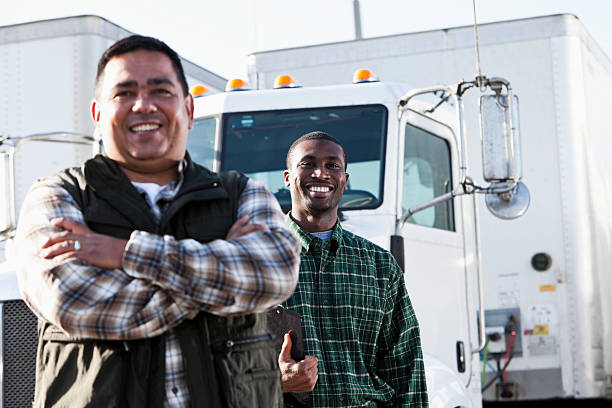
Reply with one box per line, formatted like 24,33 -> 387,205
226,215 -> 269,240
279,332 -> 318,392
40,218 -> 127,269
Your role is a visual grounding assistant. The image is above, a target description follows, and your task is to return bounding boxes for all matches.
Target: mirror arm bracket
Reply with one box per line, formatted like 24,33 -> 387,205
395,186 -> 468,234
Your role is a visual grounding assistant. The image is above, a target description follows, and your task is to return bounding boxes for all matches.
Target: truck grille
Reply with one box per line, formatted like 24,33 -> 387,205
2,300 -> 37,408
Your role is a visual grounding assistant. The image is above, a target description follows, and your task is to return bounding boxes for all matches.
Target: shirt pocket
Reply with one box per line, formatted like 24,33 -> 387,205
212,333 -> 283,408
37,328 -> 129,407
345,266 -> 384,331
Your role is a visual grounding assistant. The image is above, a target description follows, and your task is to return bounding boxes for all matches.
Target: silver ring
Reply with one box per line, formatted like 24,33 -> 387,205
74,240 -> 81,251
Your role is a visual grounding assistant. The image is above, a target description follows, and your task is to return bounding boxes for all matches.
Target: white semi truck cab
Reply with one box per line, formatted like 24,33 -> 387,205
1,73 -> 522,407
187,74 -> 527,407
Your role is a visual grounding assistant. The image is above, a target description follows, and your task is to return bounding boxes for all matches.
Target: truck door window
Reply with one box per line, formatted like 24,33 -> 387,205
187,117 -> 216,170
220,105 -> 387,212
403,124 -> 455,231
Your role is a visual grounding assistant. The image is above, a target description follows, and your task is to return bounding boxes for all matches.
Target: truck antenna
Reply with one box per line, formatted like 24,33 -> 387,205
472,0 -> 485,88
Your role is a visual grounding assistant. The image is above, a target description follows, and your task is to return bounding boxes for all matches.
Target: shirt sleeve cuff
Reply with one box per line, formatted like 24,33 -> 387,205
122,230 -> 165,281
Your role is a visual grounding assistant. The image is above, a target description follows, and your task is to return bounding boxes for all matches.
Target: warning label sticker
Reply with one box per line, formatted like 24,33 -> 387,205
525,304 -> 557,356
527,334 -> 557,356
533,324 -> 549,335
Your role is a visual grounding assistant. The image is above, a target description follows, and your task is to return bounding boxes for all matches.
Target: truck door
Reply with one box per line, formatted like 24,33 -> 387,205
397,109 -> 474,386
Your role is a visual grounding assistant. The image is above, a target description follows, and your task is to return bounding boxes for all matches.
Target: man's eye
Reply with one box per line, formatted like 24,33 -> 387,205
154,88 -> 171,95
299,162 -> 312,167
115,91 -> 134,98
327,163 -> 341,169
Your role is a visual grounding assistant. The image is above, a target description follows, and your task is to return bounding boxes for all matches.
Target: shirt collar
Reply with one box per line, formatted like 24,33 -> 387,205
158,158 -> 187,198
131,159 -> 186,214
285,212 -> 342,252
171,158 -> 186,193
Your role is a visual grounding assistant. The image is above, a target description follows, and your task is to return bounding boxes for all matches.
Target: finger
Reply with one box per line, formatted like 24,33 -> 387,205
50,217 -> 75,230
236,224 -> 270,235
296,370 -> 318,392
298,360 -> 318,376
231,215 -> 250,229
50,252 -> 78,265
306,364 -> 319,377
279,332 -> 294,362
301,373 -> 317,392
50,218 -> 89,234
300,355 -> 319,370
225,215 -> 250,239
41,229 -> 72,248
41,240 -> 78,259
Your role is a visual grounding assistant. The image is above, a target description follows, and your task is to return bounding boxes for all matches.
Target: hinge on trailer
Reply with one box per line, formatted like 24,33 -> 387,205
555,267 -> 566,284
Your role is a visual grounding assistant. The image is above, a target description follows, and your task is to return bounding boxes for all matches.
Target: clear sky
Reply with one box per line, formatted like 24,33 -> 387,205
2,0 -> 611,79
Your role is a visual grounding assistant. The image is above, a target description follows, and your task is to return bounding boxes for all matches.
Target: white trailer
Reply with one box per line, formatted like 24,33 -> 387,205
0,15 -> 225,407
245,13 -> 612,403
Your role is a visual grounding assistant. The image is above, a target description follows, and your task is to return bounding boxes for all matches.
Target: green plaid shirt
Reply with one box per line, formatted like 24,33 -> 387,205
284,214 -> 428,407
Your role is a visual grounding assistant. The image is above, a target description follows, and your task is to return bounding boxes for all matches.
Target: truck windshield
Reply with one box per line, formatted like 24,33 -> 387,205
187,117 -> 216,170
220,105 -> 387,211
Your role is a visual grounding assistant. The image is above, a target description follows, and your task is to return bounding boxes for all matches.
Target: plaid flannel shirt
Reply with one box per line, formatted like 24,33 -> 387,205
15,167 -> 300,408
283,214 -> 428,407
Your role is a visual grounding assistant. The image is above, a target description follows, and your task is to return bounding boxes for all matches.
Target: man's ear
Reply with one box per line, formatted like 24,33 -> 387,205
343,173 -> 349,191
185,93 -> 194,130
283,170 -> 291,187
90,99 -> 100,123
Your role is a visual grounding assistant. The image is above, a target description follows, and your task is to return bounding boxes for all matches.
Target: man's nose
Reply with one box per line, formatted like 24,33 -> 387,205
312,166 -> 329,178
132,92 -> 157,113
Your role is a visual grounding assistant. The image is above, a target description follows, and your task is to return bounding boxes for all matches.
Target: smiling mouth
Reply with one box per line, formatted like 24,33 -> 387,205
130,123 -> 161,133
307,184 -> 333,193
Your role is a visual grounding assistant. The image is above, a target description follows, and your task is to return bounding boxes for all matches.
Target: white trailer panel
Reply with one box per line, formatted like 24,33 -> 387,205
248,14 -> 612,401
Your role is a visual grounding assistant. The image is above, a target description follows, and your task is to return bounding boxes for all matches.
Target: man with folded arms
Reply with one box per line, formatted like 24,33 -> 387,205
15,35 -> 300,407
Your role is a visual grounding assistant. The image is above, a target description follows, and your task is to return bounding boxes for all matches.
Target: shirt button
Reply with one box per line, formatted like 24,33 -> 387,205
136,266 -> 144,273
323,299 -> 328,305
339,396 -> 344,402
172,387 -> 178,394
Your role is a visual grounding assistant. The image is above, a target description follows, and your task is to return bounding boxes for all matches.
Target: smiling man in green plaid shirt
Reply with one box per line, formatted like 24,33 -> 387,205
278,131 -> 428,407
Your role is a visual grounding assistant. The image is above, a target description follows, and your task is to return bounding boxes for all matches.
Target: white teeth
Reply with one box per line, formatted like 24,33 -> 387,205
310,186 -> 331,192
131,123 -> 160,132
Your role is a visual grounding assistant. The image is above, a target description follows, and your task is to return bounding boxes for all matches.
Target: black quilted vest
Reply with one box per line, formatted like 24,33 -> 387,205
34,154 -> 282,408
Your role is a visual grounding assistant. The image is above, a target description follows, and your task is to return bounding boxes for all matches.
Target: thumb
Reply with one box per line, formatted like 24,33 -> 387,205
279,332 -> 294,362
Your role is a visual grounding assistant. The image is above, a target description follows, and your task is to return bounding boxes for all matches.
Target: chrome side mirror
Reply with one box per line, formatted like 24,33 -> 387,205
479,92 -> 521,182
484,181 -> 530,220
396,77 -> 530,225
479,81 -> 529,219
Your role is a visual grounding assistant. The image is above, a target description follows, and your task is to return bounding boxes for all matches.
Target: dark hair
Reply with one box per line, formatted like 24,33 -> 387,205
286,131 -> 347,170
95,35 -> 189,97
